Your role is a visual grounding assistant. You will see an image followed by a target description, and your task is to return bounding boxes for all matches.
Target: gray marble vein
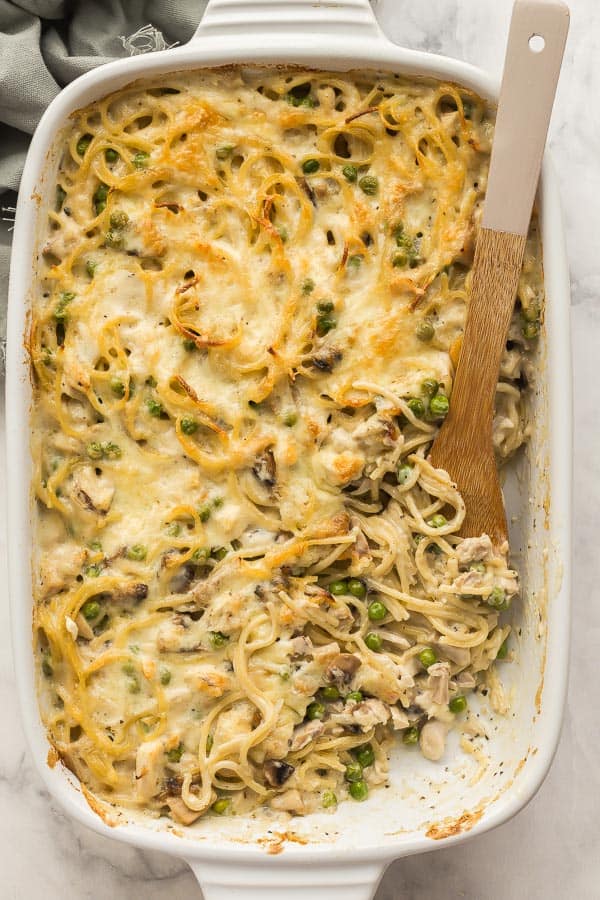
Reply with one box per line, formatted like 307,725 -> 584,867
1,0 -> 599,897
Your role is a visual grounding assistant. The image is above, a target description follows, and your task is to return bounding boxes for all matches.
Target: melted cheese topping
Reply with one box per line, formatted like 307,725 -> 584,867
31,68 -> 543,823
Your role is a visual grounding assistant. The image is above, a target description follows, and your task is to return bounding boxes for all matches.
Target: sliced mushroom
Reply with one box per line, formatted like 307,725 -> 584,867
325,653 -> 361,686
252,448 -> 276,488
113,582 -> 148,606
298,176 -> 317,207
264,759 -> 295,788
311,348 -> 342,372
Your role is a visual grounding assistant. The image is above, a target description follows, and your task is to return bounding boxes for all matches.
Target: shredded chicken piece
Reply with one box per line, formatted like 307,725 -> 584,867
135,739 -> 164,802
427,662 -> 451,705
455,535 -> 493,566
71,466 -> 115,514
289,719 -> 325,752
419,720 -> 449,762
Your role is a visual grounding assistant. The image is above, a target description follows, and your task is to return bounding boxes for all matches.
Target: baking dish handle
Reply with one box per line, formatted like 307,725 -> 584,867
192,0 -> 385,41
186,858 -> 387,899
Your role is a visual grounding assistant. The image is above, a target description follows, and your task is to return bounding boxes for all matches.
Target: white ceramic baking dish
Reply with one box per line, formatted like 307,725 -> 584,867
6,2 -> 572,897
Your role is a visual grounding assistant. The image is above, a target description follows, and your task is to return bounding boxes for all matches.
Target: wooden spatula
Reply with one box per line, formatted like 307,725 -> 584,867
429,0 -> 569,546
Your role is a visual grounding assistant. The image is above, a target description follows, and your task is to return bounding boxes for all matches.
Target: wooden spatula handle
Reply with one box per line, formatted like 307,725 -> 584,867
484,0 -> 570,235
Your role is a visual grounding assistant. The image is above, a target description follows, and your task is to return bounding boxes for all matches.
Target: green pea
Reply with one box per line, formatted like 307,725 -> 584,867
93,182 -> 109,215
77,134 -> 92,156
429,393 -> 449,418
368,600 -> 387,621
359,175 -> 378,195
470,561 -> 486,574
216,145 -> 234,160
54,291 -> 75,322
416,320 -> 435,342
86,259 -> 97,278
147,373 -> 158,387
321,685 -> 340,701
86,441 -> 104,460
392,251 -> 408,268
342,165 -> 358,182
301,278 -> 315,294
302,158 -> 320,174
108,212 -> 128,234
276,225 -> 288,243
322,790 -> 337,808
165,522 -> 180,538
127,544 -> 147,561
103,442 -> 121,459
365,632 -> 382,652
307,701 -> 325,720
127,675 -> 141,694
209,631 -> 228,649
348,255 -> 363,268
316,314 -> 337,336
286,91 -> 314,108
212,798 -> 231,815
418,647 -> 438,669
159,666 -> 172,685
198,503 -> 211,523
81,600 -> 100,620
145,397 -> 163,417
347,579 -> 366,599
329,580 -> 348,596
355,744 -> 375,768
449,695 -> 468,714
166,742 -> 184,763
211,547 -> 228,561
345,691 -> 363,704
522,320 -> 540,339
56,185 -> 67,211
283,411 -> 297,427
85,564 -> 102,578
183,337 -> 197,351
487,587 -> 509,610
345,761 -> 363,783
403,726 -> 419,745
408,398 -> 425,418
192,547 -> 210,562
422,378 -> 439,397
213,496 -> 224,509
105,148 -> 119,163
104,229 -> 123,249
428,514 -> 447,528
349,780 -> 369,801
521,303 -> 540,323
133,151 -> 150,168
181,416 -> 198,435
397,463 -> 414,485
88,540 -> 103,552
206,734 -> 214,753
317,300 -> 334,313
110,378 -> 125,397
497,639 -> 509,659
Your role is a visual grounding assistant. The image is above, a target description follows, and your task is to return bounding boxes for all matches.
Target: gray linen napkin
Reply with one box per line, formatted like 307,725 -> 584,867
0,0 -> 208,368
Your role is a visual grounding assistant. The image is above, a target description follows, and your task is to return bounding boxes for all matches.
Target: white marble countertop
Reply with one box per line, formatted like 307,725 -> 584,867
1,0 -> 598,896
